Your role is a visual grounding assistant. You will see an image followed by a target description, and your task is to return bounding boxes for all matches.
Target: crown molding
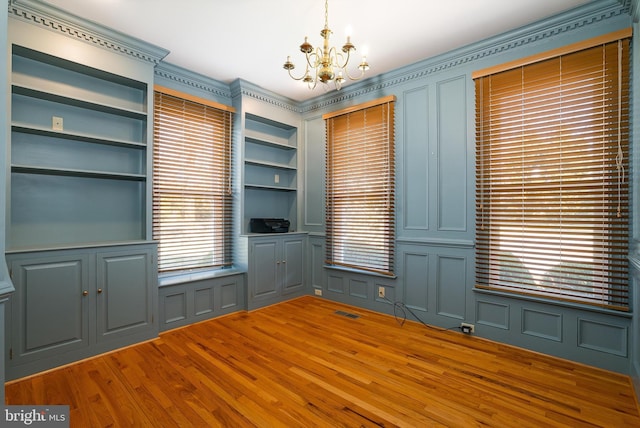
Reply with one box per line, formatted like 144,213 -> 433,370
154,62 -> 232,101
230,79 -> 301,114
8,0 -> 169,64
302,0 -> 631,113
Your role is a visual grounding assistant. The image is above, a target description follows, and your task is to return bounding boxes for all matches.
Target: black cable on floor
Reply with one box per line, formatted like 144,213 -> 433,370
382,295 -> 463,333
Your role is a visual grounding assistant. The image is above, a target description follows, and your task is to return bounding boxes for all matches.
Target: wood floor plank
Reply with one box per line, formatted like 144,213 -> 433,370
5,296 -> 640,427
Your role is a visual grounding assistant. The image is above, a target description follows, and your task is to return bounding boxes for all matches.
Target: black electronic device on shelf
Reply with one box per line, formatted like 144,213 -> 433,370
250,218 -> 290,233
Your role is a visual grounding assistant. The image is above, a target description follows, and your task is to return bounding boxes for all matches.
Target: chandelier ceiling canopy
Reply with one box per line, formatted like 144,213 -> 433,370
283,0 -> 369,91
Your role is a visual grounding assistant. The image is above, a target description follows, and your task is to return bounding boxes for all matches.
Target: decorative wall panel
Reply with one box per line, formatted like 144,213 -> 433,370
402,86 -> 429,231
163,292 -> 187,325
476,300 -> 509,330
194,287 -> 214,316
328,274 -> 345,294
436,255 -> 466,319
404,252 -> 429,312
349,278 -> 368,300
522,309 -> 562,342
578,318 -> 628,357
436,76 -> 467,231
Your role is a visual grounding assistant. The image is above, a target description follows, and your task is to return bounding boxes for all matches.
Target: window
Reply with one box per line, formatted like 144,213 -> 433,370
473,29 -> 631,310
153,86 -> 234,272
323,96 -> 396,276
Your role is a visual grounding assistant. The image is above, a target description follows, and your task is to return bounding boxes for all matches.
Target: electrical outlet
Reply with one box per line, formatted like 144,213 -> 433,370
378,286 -> 385,298
52,116 -> 63,131
314,288 -> 322,296
274,174 -> 280,184
460,323 -> 475,334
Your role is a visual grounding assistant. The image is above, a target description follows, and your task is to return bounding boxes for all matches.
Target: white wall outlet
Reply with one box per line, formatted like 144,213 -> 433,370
314,288 -> 322,296
274,174 -> 280,184
52,116 -> 63,131
461,323 -> 475,334
378,286 -> 385,298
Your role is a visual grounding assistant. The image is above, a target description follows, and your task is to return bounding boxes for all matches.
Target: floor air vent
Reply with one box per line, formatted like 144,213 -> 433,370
334,310 -> 360,319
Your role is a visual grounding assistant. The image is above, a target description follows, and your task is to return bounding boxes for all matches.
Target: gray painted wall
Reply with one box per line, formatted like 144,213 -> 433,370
1,0 -> 638,395
300,0 -> 636,374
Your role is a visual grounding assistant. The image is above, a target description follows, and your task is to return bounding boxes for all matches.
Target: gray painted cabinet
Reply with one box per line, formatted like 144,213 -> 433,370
5,244 -> 157,380
96,249 -> 155,343
246,234 -> 306,310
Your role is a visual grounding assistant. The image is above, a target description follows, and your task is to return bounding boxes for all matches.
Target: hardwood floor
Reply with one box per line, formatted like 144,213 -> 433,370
5,296 -> 640,427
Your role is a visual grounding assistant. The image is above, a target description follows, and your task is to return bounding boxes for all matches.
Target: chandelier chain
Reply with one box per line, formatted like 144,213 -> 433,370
324,0 -> 329,30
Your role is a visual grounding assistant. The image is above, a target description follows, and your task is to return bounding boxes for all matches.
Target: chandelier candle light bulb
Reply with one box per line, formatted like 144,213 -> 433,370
283,0 -> 369,90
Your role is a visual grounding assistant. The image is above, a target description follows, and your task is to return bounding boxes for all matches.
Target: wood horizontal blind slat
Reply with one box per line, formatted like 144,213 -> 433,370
325,97 -> 396,276
153,91 -> 233,272
475,38 -> 630,310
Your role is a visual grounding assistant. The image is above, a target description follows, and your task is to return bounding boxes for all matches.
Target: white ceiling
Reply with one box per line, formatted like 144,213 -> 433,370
39,0 -> 595,102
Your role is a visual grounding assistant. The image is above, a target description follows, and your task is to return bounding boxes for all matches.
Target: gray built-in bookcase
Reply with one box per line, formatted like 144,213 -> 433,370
9,46 -> 148,249
4,0 -> 168,380
243,113 -> 298,234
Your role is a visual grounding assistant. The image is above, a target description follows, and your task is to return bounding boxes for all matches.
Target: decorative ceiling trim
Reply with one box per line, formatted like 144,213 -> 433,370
230,79 -> 302,114
155,62 -> 233,101
8,0 -> 169,64
301,0 -> 631,113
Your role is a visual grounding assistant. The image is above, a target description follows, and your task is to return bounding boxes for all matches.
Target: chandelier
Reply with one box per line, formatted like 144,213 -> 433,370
283,0 -> 369,90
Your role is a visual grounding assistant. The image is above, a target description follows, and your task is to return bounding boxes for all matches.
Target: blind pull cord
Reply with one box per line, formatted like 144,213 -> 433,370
616,39 -> 624,218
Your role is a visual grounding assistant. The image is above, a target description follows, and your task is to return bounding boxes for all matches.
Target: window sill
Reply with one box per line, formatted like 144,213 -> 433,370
324,264 -> 397,280
159,267 -> 245,288
473,287 -> 632,318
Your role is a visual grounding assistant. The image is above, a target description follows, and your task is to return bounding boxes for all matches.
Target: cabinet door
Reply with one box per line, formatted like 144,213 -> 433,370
9,255 -> 90,364
249,239 -> 279,299
96,249 -> 154,342
282,237 -> 304,294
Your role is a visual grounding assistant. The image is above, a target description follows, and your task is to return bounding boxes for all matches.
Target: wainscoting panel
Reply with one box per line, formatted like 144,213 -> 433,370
159,273 -> 244,331
436,255 -> 466,319
220,280 -> 239,309
403,252 -> 429,312
327,273 -> 345,294
194,287 -> 214,316
349,278 -> 368,300
522,308 -> 562,342
578,318 -> 628,357
309,236 -> 325,290
163,292 -> 187,324
476,300 -> 509,330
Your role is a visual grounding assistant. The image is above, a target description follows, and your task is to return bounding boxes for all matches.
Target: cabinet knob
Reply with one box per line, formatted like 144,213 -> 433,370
276,261 -> 280,265
97,288 -> 103,294
282,260 -> 286,264
82,290 -> 88,296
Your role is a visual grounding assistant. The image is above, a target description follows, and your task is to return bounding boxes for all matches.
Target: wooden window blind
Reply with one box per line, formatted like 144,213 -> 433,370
324,96 -> 396,276
474,32 -> 630,310
153,88 -> 234,272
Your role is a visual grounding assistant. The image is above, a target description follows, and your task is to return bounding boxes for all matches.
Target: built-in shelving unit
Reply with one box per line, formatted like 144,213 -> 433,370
9,45 -> 149,249
243,113 -> 298,233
